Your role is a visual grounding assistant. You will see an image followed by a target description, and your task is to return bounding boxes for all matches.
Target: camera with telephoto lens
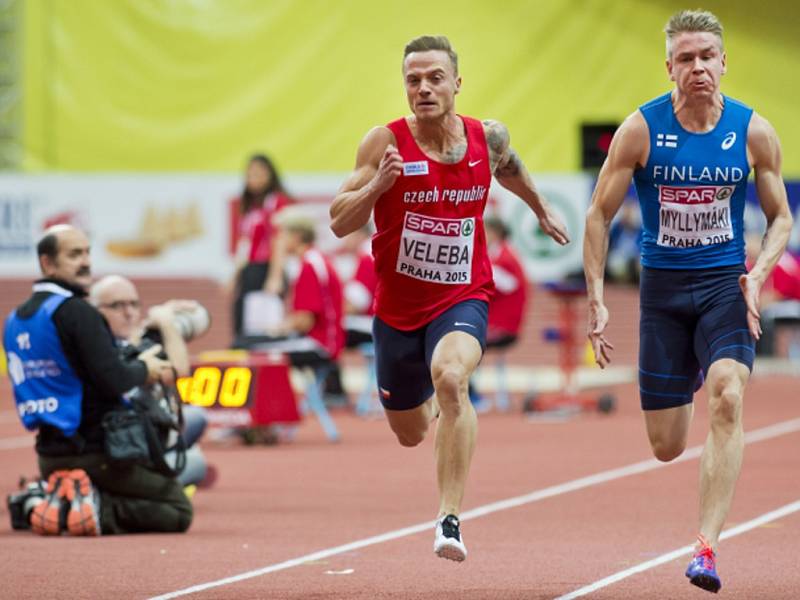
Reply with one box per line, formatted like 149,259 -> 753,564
166,303 -> 211,342
117,301 -> 209,456
125,302 -> 210,361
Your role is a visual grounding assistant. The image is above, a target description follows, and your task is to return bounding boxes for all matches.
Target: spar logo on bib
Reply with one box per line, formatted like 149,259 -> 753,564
657,185 -> 735,248
659,185 -> 733,204
404,213 -> 466,236
396,213 -> 474,284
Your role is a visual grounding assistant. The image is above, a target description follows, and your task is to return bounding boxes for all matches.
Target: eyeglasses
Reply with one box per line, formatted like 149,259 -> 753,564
100,300 -> 141,311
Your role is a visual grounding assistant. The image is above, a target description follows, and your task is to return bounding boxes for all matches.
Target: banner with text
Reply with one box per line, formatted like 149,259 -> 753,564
0,173 -> 594,283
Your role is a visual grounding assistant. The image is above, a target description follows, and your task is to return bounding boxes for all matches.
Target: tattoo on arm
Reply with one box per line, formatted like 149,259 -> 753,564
482,119 -> 511,171
495,149 -> 521,178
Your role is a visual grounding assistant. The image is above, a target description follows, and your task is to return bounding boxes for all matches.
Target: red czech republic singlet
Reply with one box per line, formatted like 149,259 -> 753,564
372,115 -> 495,330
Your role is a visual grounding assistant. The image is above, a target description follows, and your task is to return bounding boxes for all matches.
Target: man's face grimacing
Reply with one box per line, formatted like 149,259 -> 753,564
667,31 -> 726,99
403,50 -> 461,121
41,229 -> 93,291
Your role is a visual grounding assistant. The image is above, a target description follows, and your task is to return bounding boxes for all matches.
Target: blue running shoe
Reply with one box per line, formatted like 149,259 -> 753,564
685,535 -> 721,593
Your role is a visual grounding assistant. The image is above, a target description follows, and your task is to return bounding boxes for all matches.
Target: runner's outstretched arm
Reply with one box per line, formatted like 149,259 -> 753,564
483,120 -> 569,246
583,111 -> 649,367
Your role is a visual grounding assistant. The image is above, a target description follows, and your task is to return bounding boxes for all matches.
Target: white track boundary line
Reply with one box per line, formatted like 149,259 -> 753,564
555,499 -> 800,599
148,417 -> 800,600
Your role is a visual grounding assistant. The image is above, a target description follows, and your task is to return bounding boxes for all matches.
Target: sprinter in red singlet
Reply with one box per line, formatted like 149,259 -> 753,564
330,35 -> 568,562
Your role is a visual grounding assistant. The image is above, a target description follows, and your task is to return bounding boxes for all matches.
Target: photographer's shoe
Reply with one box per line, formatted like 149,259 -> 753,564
434,514 -> 467,562
30,471 -> 70,535
62,470 -> 101,536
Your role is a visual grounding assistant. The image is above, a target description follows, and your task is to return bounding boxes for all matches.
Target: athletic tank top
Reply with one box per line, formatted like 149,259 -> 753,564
634,92 -> 752,269
372,115 -> 494,330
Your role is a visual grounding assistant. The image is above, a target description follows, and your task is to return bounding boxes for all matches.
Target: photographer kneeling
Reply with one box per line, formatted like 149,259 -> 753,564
3,225 -> 192,536
90,275 -> 211,488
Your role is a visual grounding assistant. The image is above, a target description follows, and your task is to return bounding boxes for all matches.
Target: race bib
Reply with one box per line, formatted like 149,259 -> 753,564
657,185 -> 734,248
396,213 -> 474,284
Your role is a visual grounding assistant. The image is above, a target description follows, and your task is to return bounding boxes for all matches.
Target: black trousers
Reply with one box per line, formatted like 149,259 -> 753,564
39,452 -> 192,535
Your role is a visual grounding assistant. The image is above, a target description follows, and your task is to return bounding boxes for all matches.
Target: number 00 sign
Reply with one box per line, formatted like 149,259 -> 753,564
176,366 -> 252,408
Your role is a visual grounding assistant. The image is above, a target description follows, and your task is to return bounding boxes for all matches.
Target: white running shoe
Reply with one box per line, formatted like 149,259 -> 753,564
434,514 -> 467,562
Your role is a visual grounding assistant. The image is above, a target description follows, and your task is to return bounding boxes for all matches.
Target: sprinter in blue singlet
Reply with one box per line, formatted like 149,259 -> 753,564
582,9 -> 793,594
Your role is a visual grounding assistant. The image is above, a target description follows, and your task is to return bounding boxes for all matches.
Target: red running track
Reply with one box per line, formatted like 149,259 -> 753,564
0,375 -> 798,599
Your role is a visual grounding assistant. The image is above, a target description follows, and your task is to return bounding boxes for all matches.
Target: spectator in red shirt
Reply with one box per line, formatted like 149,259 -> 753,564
771,251 -> 800,302
485,216 -> 528,349
240,212 -> 345,366
341,225 -> 377,347
229,154 -> 293,338
746,233 -> 800,355
469,217 -> 528,408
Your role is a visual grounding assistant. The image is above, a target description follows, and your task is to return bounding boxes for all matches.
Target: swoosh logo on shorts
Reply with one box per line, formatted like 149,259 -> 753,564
468,159 -> 482,168
454,321 -> 476,328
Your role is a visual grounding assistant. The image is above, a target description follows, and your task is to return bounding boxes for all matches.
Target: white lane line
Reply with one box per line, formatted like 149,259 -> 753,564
149,417 -> 800,600
0,435 -> 33,450
555,499 -> 800,599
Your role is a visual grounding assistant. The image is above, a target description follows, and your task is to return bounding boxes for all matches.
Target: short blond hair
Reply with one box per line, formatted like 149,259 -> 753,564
664,9 -> 724,58
274,208 -> 316,244
404,35 -> 458,75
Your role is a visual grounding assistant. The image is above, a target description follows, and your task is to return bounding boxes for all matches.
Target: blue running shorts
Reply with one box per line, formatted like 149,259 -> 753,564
373,299 -> 488,411
638,265 -> 755,411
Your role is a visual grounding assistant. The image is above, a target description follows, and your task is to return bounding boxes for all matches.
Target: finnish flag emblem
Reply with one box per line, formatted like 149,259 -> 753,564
656,133 -> 678,148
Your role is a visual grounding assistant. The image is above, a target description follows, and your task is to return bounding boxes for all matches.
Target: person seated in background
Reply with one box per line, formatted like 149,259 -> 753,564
342,224 -> 377,347
231,212 -> 344,442
468,217 -> 528,407
745,233 -> 800,356
606,199 -> 642,285
89,275 -> 212,489
320,224 -> 377,408
235,211 -> 345,368
3,225 -> 191,536
229,153 -> 294,339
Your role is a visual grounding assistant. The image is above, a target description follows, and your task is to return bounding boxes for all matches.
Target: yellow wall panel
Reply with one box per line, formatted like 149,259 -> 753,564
22,0 -> 800,174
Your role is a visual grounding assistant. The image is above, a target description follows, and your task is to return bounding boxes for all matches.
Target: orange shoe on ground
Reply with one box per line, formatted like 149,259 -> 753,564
62,469 -> 101,536
30,470 -> 71,535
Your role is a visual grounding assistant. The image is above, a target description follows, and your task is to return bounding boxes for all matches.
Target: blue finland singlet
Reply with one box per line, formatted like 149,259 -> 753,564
634,92 -> 753,269
3,288 -> 84,436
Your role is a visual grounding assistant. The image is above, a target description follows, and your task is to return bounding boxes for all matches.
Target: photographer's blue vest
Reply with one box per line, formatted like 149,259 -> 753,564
3,288 -> 83,436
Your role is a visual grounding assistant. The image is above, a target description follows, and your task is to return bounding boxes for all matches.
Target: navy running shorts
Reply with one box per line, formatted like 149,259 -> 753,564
373,299 -> 488,411
638,264 -> 755,411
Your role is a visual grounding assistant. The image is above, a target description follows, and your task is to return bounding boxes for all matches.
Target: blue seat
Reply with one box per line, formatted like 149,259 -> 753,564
301,362 -> 341,442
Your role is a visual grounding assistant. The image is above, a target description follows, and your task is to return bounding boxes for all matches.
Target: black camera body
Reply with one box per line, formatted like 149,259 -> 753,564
6,480 -> 46,530
111,334 -> 186,477
120,329 -> 167,361
118,334 -> 182,439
